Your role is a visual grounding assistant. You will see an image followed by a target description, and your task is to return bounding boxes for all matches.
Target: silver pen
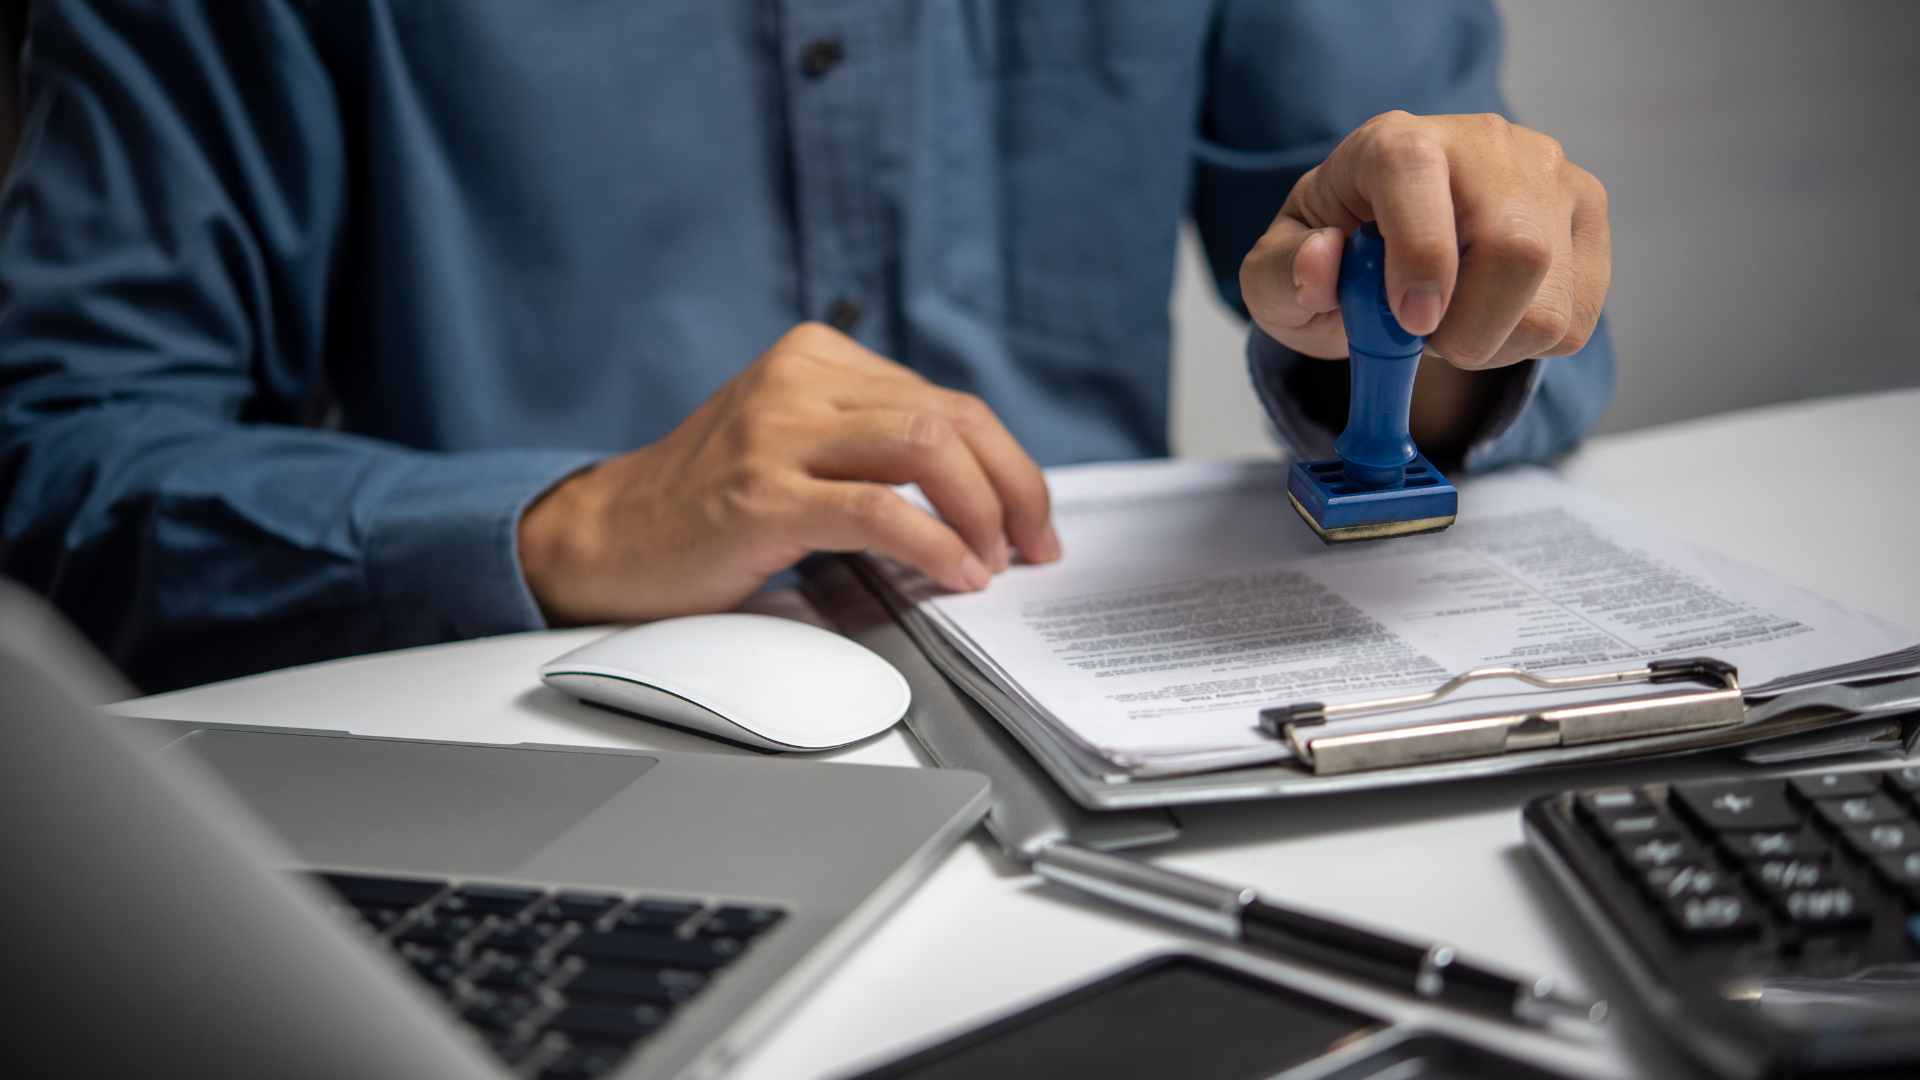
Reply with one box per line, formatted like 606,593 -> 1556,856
1033,841 -> 1607,1028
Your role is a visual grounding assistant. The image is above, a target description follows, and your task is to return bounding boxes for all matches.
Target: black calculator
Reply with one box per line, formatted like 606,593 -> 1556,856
1525,764 -> 1920,1079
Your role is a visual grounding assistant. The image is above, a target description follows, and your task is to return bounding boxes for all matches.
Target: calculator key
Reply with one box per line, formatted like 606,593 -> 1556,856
1841,820 -> 1920,857
1781,885 -> 1866,926
1885,766 -> 1920,795
1622,835 -> 1703,870
1872,851 -> 1920,899
1671,781 -> 1803,832
1577,787 -> 1649,821
1718,828 -> 1830,862
1666,894 -> 1758,936
1812,795 -> 1908,829
1747,857 -> 1835,894
1788,772 -> 1883,800
1597,809 -> 1687,845
1646,864 -> 1733,900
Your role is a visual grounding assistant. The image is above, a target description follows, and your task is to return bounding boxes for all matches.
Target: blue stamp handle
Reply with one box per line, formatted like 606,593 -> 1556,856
1333,222 -> 1426,487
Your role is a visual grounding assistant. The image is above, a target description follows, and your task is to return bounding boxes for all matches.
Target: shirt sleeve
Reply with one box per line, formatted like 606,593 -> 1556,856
1191,0 -> 1615,471
0,0 -> 600,692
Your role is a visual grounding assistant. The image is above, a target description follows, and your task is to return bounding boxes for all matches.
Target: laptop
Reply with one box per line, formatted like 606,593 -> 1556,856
0,579 -> 990,1080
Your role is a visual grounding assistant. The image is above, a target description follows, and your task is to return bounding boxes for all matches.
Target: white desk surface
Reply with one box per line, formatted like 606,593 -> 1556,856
115,388 -> 1920,1080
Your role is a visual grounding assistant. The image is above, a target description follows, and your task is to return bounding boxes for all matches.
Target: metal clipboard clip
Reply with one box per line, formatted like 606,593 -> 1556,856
1259,658 -> 1745,776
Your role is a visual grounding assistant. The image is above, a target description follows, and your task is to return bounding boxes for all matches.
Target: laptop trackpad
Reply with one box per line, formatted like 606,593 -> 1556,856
162,729 -> 655,874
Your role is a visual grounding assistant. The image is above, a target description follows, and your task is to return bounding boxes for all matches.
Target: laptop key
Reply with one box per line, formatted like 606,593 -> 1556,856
443,885 -> 544,917
544,1002 -> 668,1040
318,873 -> 447,908
539,1040 -> 639,1079
476,953 -> 558,991
461,991 -> 539,1032
562,964 -> 708,1004
695,906 -> 785,940
613,899 -> 703,935
401,944 -> 476,987
539,893 -> 624,925
565,932 -> 742,970
479,921 -> 563,954
1789,773 -> 1883,800
396,913 -> 483,946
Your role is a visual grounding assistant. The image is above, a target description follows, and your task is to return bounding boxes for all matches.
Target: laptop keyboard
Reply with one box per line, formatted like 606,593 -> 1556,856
314,872 -> 784,1078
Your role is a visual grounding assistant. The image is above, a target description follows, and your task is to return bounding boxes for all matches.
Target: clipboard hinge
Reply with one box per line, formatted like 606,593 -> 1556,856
1259,657 -> 1745,776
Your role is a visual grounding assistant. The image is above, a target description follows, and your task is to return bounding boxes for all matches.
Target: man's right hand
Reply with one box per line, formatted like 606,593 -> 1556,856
516,323 -> 1061,626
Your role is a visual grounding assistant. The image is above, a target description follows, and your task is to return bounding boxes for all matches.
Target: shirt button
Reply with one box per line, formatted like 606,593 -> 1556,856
802,37 -> 844,77
828,297 -> 862,332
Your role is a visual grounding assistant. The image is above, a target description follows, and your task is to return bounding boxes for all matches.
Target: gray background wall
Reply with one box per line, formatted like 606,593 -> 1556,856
1170,0 -> 1920,459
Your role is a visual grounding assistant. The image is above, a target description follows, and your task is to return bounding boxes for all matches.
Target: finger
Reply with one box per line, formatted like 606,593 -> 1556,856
1341,114 -> 1460,336
819,383 -> 1059,564
1424,126 -> 1557,368
1240,215 -> 1348,358
776,321 -> 927,386
804,408 -> 1011,571
1544,167 -> 1611,357
795,479 -> 991,593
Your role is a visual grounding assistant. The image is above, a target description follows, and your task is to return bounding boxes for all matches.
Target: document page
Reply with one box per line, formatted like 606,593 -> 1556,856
873,461 -> 1920,776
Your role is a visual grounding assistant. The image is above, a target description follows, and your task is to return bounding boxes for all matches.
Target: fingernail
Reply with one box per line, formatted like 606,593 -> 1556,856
1398,284 -> 1445,335
989,533 -> 1011,572
1036,523 -> 1062,562
957,553 -> 991,591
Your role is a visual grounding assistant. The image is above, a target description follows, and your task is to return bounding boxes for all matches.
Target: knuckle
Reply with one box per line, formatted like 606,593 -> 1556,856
1367,126 -> 1447,174
1517,303 -> 1572,351
944,391 -> 993,429
897,410 -> 951,453
843,482 -> 897,526
1485,224 -> 1555,277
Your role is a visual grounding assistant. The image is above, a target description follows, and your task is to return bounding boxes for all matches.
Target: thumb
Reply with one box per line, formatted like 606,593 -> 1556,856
1240,218 -> 1349,358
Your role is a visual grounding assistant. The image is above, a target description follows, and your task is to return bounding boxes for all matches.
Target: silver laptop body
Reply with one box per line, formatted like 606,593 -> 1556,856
0,580 -> 990,1080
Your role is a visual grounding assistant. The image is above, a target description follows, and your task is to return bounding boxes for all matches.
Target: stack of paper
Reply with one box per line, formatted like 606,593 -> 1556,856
870,461 -> 1920,778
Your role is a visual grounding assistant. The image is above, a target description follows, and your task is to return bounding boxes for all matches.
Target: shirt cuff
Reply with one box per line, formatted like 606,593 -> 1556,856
363,448 -> 606,646
1245,319 -> 1615,474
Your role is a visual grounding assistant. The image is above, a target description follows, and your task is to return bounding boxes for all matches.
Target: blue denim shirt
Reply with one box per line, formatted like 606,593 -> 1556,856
0,0 -> 1611,690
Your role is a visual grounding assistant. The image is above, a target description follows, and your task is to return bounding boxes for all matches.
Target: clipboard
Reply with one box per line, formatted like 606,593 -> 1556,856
802,555 -> 1920,814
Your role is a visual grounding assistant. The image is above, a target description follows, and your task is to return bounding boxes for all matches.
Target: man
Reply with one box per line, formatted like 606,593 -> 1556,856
0,1 -> 1611,691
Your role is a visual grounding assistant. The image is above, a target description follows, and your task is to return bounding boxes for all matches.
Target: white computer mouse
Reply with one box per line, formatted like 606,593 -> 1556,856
537,613 -> 911,751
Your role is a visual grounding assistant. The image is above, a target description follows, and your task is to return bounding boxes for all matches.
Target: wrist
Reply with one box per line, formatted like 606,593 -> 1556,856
517,463 -> 613,625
